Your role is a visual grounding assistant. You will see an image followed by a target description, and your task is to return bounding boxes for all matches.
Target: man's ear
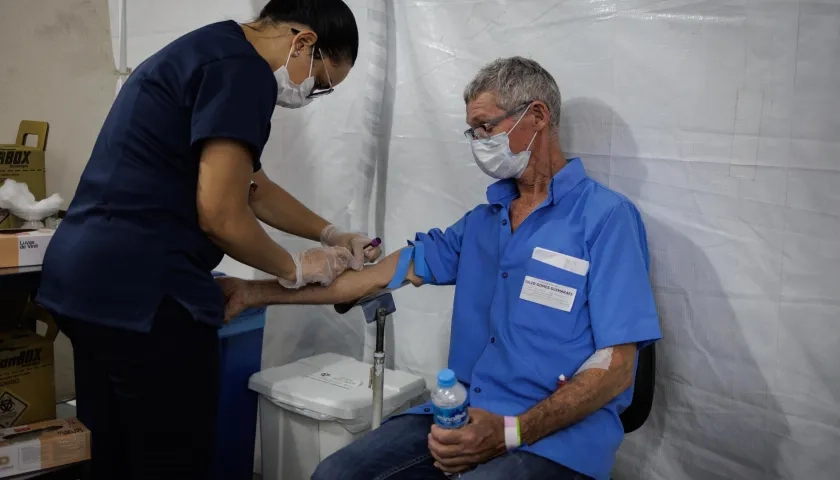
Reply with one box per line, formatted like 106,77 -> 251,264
531,101 -> 551,131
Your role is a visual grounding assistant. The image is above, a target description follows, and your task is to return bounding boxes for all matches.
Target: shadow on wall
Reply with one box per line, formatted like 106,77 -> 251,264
559,98 -> 790,480
249,0 -> 264,17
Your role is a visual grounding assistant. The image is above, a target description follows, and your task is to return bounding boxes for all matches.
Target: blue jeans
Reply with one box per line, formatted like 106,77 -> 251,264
312,415 -> 590,480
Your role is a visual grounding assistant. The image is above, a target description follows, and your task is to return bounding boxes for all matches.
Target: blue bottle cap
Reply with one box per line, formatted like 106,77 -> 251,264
437,369 -> 456,388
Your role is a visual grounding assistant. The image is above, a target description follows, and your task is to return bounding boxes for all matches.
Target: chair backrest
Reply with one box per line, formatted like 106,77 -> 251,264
619,343 -> 656,434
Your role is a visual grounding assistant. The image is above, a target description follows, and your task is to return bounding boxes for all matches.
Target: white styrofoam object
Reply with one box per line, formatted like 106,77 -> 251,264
250,353 -> 426,480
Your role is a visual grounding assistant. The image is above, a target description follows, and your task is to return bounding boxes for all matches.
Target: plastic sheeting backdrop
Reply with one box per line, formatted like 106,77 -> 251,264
108,0 -> 839,478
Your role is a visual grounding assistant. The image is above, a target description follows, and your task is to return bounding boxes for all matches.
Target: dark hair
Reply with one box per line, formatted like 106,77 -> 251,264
259,0 -> 359,66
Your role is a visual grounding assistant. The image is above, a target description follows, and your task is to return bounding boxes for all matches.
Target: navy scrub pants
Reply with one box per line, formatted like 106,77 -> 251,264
56,297 -> 220,480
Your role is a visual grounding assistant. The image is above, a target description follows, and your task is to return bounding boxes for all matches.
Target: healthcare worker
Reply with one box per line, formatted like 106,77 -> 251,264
36,1 -> 379,478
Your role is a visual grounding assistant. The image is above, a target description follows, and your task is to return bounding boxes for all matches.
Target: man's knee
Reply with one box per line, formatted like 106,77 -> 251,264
310,427 -> 389,480
311,448 -> 355,480
311,415 -> 432,480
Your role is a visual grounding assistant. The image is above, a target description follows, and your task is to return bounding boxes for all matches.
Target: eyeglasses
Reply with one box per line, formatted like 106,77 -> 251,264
463,102 -> 532,140
307,48 -> 334,99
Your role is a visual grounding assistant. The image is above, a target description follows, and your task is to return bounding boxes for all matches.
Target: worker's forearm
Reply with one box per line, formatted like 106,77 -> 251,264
250,181 -> 330,242
518,345 -> 636,445
241,248 -> 416,307
204,208 -> 297,282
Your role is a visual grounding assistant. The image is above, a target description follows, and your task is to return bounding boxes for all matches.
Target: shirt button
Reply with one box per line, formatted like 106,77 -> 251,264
424,407 -> 430,413
501,272 -> 508,278
490,337 -> 495,343
502,219 -> 508,226
474,387 -> 481,393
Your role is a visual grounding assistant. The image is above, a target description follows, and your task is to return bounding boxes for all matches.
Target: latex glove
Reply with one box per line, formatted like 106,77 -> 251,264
277,246 -> 355,289
319,225 -> 382,270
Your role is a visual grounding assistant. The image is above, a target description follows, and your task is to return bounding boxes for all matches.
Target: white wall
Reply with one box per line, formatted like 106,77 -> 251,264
0,0 -> 114,206
0,0 -> 114,401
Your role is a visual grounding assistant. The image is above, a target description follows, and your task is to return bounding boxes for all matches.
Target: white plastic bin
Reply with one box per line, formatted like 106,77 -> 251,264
248,352 -> 426,480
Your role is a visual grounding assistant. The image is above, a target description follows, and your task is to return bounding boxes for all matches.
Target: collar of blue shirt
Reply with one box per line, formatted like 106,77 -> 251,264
485,157 -> 587,206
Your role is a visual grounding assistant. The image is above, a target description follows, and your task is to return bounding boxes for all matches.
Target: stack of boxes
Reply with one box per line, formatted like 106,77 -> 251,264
0,121 -> 54,269
0,122 -> 90,477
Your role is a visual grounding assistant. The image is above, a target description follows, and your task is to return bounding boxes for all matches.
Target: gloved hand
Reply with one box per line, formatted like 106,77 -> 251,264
320,225 -> 382,270
277,246 -> 355,289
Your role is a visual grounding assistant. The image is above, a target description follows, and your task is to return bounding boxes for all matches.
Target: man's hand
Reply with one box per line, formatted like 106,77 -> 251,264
217,276 -> 254,323
427,408 -> 506,473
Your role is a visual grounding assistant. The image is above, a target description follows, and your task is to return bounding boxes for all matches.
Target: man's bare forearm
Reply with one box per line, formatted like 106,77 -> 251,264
242,248 -> 419,308
518,343 -> 637,445
244,268 -> 386,306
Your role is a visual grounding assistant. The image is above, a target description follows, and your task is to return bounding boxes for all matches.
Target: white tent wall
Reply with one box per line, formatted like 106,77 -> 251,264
103,0 -> 840,478
386,1 -> 840,479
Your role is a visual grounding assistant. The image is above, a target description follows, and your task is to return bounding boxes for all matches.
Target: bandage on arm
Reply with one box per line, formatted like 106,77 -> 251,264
516,343 -> 637,446
240,247 -> 423,308
573,347 -> 614,375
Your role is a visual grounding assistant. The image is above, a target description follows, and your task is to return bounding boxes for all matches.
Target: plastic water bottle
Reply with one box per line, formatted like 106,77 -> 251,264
431,369 -> 469,429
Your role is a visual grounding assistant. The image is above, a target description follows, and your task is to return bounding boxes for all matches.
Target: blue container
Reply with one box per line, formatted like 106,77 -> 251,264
211,272 -> 266,480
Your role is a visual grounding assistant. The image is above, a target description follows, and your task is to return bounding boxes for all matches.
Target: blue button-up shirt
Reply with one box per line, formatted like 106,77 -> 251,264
399,159 -> 662,479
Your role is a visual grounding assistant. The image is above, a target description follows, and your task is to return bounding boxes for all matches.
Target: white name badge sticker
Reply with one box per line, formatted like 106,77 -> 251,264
532,247 -> 590,276
519,276 -> 577,312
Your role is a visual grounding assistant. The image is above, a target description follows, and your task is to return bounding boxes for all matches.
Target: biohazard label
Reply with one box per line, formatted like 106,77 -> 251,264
306,371 -> 363,390
0,391 -> 28,428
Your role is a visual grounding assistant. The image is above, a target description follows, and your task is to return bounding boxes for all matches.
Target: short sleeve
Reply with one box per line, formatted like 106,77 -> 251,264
190,57 -> 277,172
587,202 -> 662,350
412,213 -> 469,286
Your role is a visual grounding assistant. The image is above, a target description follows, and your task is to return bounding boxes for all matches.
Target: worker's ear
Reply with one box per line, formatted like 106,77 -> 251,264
530,101 -> 550,132
293,30 -> 318,52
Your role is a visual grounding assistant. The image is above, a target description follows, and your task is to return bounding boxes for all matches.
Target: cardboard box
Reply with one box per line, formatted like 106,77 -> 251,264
0,418 -> 90,478
0,121 -> 48,230
0,229 -> 53,269
0,306 -> 58,429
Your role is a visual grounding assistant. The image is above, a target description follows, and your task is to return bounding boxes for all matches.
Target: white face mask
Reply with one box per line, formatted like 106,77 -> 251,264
470,108 -> 537,180
274,45 -> 316,109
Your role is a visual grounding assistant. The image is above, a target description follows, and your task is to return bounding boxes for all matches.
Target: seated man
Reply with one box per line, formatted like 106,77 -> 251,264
220,56 -> 662,480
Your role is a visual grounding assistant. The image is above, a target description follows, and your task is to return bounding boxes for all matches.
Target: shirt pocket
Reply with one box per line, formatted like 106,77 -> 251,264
511,253 -> 588,341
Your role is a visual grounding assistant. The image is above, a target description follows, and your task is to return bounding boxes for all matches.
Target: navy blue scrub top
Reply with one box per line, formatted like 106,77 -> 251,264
37,21 -> 277,331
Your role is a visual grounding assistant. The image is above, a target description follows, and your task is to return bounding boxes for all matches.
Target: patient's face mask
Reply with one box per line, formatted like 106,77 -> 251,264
470,108 -> 537,180
274,44 -> 316,109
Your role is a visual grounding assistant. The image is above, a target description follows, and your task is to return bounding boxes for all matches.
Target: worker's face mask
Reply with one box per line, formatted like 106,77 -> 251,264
470,107 -> 537,180
274,44 -> 316,109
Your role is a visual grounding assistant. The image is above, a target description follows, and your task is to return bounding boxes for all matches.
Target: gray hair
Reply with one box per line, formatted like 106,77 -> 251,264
463,56 -> 562,127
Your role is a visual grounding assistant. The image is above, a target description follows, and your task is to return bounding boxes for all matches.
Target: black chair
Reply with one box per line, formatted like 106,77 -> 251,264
619,343 -> 656,434
610,344 -> 656,480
